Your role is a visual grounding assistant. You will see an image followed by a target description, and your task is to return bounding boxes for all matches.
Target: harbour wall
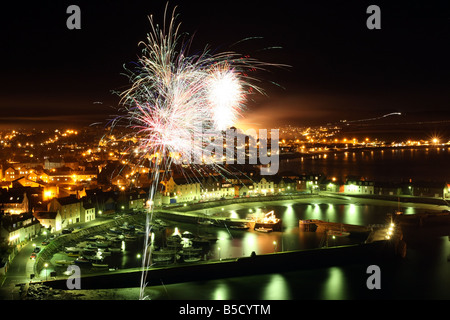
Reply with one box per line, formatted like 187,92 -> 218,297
34,215 -> 144,275
37,239 -> 402,290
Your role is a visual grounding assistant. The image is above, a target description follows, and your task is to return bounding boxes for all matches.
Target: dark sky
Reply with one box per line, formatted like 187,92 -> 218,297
1,0 -> 450,129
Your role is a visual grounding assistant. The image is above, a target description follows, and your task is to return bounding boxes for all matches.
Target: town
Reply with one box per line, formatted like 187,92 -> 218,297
1,126 -> 450,275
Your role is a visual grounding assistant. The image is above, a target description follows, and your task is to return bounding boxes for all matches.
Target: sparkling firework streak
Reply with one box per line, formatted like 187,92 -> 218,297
109,4 -> 283,300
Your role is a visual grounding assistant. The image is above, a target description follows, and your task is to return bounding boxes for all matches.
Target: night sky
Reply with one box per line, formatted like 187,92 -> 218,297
1,0 -> 450,129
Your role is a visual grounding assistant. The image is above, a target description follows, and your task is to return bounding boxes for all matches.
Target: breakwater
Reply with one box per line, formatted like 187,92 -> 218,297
35,239 -> 401,290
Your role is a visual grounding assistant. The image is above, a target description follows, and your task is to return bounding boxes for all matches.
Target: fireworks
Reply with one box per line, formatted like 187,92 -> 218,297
109,4 -> 280,300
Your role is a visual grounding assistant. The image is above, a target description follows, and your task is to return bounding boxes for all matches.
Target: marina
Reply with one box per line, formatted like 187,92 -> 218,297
30,194 -> 425,289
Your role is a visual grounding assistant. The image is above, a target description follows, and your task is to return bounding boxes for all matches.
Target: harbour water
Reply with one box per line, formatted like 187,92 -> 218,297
281,147 -> 450,182
140,201 -> 450,300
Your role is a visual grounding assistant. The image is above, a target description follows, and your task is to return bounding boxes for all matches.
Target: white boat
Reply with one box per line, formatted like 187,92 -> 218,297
65,247 -> 81,253
109,247 -> 123,253
124,235 -> 137,241
255,227 -> 273,233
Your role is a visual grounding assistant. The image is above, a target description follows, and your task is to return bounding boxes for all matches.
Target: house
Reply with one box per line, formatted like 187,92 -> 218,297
33,211 -> 62,233
252,177 -> 275,196
373,182 -> 402,196
444,183 -> 450,200
296,174 -> 324,193
4,167 -> 18,182
320,179 -> 341,192
14,177 -> 46,188
273,177 -> 296,194
412,181 -> 446,198
47,195 -> 82,226
117,191 -> 148,212
344,180 -> 375,195
0,212 -> 41,245
0,192 -> 29,215
82,203 -> 96,223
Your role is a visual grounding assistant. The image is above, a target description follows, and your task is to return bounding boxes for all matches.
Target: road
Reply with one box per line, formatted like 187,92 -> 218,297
0,215 -> 119,300
0,234 -> 46,300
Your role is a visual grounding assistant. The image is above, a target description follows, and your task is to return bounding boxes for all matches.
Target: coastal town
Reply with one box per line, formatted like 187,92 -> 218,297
1,126 -> 450,275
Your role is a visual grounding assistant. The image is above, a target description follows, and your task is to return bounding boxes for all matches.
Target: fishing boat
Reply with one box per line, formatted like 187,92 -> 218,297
67,252 -> 80,257
124,234 -> 137,241
151,248 -> 176,264
191,237 -> 211,247
327,229 -> 350,237
91,259 -> 109,268
230,223 -> 249,230
109,247 -> 123,253
97,248 -> 111,256
181,231 -> 195,239
183,257 -> 201,263
154,219 -> 169,227
255,227 -> 273,233
152,256 -> 173,263
96,241 -> 110,248
74,257 -> 91,265
55,260 -> 73,266
65,246 -> 81,253
109,227 -> 122,234
252,210 -> 282,231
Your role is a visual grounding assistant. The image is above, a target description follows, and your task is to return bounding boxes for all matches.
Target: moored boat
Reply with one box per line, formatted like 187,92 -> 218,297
74,257 -> 91,265
255,227 -> 273,233
55,260 -> 73,266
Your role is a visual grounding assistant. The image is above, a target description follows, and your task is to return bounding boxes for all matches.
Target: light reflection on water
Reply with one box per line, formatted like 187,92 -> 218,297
141,200 -> 450,300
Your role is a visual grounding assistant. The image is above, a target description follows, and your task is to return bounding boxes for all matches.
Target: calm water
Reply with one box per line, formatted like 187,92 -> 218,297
281,147 -> 450,182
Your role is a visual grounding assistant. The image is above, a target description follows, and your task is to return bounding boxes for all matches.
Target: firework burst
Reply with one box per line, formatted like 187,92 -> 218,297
107,3 -> 282,300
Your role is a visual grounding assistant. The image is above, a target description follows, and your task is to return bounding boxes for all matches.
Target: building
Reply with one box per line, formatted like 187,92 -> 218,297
251,177 -> 275,196
81,203 -> 96,223
444,183 -> 450,200
0,212 -> 41,245
373,182 -> 402,196
296,174 -> 324,193
47,195 -> 82,226
0,192 -> 29,215
412,181 -> 446,198
33,211 -> 62,233
344,180 -> 375,194
4,167 -> 18,182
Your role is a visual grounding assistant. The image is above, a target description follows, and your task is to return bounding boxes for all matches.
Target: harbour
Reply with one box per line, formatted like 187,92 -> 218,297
26,193 -> 441,297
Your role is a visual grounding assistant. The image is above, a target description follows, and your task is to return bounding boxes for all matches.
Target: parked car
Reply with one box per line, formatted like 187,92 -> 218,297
62,227 -> 74,234
30,252 -> 37,260
33,246 -> 41,253
41,240 -> 50,246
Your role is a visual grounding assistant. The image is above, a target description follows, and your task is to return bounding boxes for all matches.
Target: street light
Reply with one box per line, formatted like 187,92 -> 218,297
273,241 -> 277,253
44,263 -> 49,281
218,247 -> 221,261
